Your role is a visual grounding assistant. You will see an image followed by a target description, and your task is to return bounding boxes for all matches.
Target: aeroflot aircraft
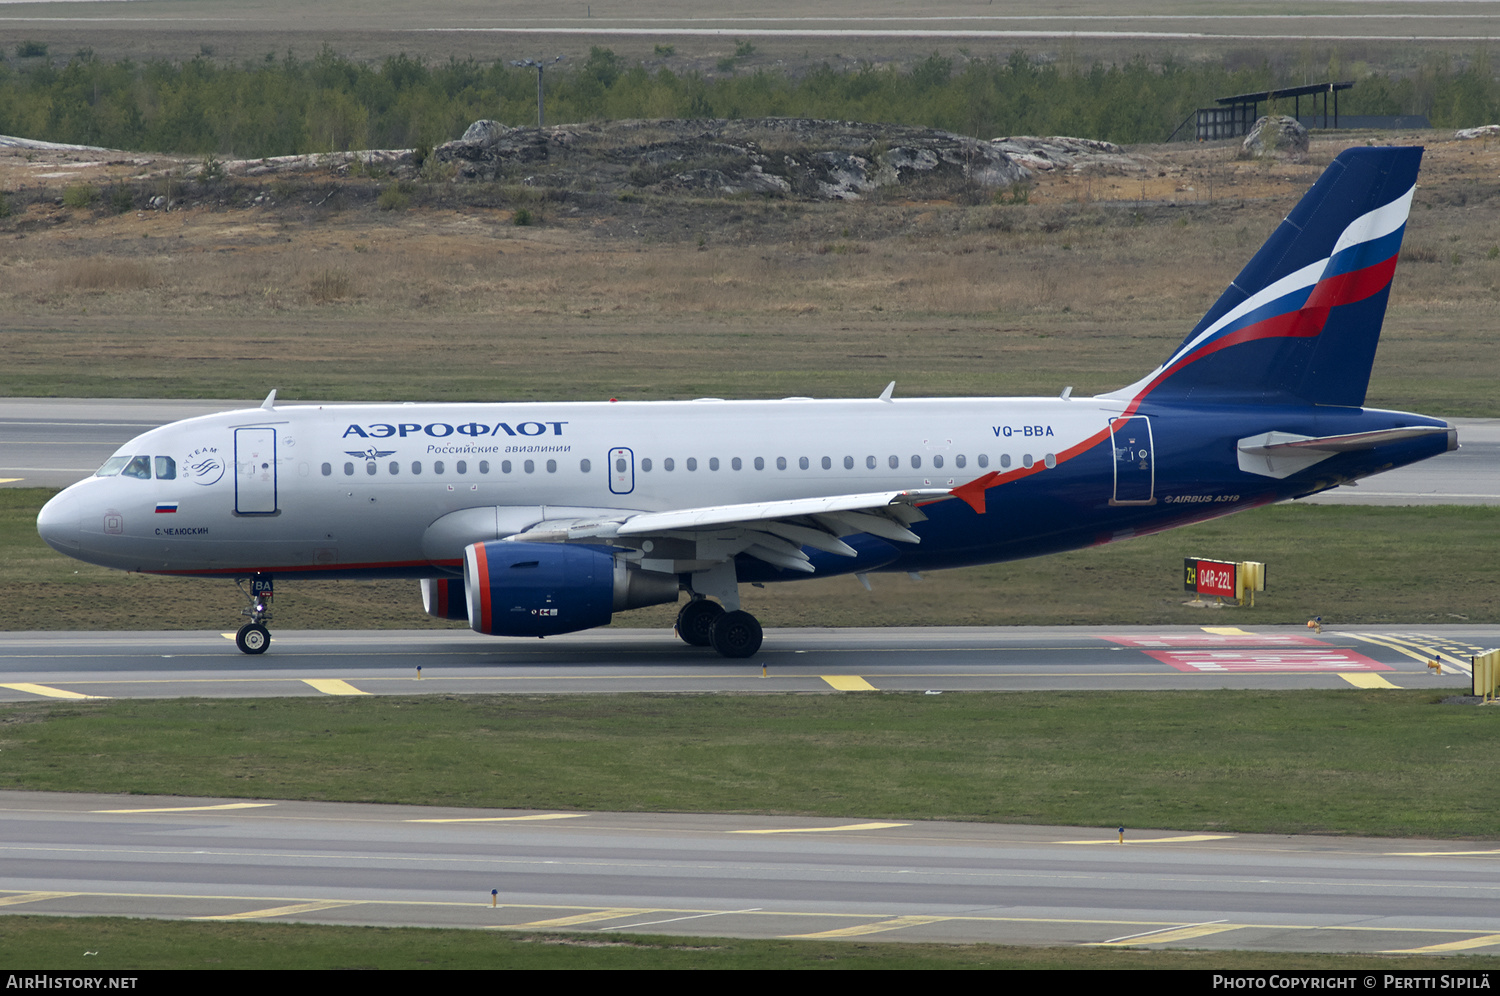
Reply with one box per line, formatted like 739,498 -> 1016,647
38,147 -> 1456,658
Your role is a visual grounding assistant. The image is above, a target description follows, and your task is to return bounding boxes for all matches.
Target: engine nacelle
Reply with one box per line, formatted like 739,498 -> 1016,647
420,577 -> 468,621
462,541 -> 678,637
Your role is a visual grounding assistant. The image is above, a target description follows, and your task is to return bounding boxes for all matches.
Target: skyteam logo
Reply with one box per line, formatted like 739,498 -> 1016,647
183,446 -> 225,486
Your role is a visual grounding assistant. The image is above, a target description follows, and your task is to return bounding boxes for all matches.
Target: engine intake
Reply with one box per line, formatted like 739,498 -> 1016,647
463,541 -> 677,637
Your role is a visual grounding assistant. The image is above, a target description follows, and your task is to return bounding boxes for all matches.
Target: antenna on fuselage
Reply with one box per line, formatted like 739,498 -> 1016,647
261,389 -> 278,411
878,381 -> 896,403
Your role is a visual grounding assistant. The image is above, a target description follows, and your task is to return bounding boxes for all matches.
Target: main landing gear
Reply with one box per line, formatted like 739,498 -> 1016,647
234,574 -> 274,655
674,598 -> 763,659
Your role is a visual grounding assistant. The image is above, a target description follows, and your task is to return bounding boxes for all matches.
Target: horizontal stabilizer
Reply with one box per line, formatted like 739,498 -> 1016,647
1237,425 -> 1453,478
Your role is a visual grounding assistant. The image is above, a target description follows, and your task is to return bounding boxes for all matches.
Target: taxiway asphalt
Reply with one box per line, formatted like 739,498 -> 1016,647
0,625 -> 1492,700
2,790 -> 1498,953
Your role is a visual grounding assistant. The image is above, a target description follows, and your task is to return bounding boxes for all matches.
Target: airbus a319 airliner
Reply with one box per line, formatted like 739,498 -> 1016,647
38,147 -> 1455,658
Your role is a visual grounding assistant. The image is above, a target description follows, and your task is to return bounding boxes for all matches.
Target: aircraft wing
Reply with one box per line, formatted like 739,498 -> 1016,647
505,489 -> 953,574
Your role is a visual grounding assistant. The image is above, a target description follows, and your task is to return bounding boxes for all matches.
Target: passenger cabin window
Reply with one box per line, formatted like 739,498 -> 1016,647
580,459 -> 590,473
321,463 -> 332,477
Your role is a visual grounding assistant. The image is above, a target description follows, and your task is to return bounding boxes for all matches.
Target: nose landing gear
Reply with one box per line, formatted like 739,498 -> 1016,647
234,574 -> 274,655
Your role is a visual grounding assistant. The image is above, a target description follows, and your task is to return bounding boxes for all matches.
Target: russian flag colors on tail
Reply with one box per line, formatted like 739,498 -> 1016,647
1107,146 -> 1422,409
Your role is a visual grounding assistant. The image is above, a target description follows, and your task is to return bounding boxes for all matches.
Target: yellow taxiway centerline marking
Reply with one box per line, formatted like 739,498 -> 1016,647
731,822 -> 908,835
821,674 -> 877,690
1347,633 -> 1473,675
1091,921 -> 1240,946
1059,835 -> 1235,845
92,803 -> 276,814
0,683 -> 104,700
1383,933 -> 1500,954
301,678 -> 370,696
1388,848 -> 1500,857
1201,627 -> 1252,635
502,909 -> 655,928
0,892 -> 80,906
789,915 -> 951,938
1339,673 -> 1398,689
195,900 -> 363,921
0,478 -> 23,484
408,813 -> 586,823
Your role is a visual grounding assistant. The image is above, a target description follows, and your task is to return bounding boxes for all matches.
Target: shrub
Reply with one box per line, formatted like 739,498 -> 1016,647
110,187 -> 134,214
61,185 -> 97,209
307,269 -> 353,303
15,41 -> 47,58
376,186 -> 410,211
513,207 -> 533,226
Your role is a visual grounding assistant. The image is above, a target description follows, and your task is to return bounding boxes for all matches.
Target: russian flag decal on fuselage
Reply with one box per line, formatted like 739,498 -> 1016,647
155,502 -> 178,514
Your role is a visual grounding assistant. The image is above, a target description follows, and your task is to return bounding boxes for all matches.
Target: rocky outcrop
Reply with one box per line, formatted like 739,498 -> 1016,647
433,117 -> 1031,200
1239,115 -> 1309,160
991,136 -> 1142,173
1456,124 -> 1500,140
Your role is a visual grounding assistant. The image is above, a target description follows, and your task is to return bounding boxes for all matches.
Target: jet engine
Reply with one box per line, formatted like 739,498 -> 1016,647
462,541 -> 678,637
420,577 -> 469,621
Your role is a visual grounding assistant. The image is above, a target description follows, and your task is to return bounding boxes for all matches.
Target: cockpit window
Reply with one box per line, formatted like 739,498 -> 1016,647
155,456 -> 177,480
95,456 -> 129,477
121,455 -> 152,479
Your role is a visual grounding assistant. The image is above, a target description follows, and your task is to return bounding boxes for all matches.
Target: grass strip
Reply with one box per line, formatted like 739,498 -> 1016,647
2,691 -> 1495,839
5,488 -> 1500,630
3,916 -> 1498,970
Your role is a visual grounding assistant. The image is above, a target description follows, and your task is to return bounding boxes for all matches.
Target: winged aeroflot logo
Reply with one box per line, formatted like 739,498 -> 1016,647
347,448 -> 397,461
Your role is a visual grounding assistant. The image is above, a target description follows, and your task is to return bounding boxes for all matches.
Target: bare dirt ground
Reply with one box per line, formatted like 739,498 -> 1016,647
1,126 -> 1496,416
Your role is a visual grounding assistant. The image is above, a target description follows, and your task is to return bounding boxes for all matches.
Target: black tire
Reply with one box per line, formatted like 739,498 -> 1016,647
236,622 -> 270,655
674,599 -> 723,647
709,610 -> 763,659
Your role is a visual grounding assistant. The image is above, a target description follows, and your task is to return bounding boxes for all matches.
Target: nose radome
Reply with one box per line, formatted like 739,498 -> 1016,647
37,489 -> 81,553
